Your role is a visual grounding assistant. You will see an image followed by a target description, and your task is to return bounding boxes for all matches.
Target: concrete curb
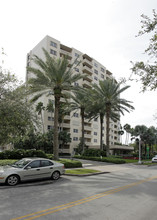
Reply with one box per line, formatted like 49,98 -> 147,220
64,171 -> 110,177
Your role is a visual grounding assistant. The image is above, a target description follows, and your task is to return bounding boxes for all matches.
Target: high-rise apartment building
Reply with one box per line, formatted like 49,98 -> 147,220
26,35 -> 121,154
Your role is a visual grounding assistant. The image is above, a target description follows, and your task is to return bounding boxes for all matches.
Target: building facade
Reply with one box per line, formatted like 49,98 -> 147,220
26,35 -> 121,154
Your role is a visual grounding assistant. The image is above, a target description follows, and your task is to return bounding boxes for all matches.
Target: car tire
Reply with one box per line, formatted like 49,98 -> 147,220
6,175 -> 20,186
51,171 -> 60,180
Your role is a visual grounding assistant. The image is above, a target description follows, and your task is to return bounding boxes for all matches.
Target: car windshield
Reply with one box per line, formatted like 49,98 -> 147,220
11,159 -> 31,168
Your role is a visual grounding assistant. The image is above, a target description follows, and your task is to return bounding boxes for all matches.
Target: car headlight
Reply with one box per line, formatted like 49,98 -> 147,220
0,172 -> 4,176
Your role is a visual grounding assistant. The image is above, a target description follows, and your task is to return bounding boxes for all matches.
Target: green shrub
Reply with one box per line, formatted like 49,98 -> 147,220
0,149 -> 47,159
74,155 -> 126,164
46,154 -> 54,160
59,159 -> 82,168
82,149 -> 106,157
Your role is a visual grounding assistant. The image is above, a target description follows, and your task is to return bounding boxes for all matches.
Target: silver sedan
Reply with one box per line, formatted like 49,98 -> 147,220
0,158 -> 65,186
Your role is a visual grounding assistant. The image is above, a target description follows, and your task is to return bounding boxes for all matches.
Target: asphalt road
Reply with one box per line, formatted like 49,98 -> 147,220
1,161 -> 157,220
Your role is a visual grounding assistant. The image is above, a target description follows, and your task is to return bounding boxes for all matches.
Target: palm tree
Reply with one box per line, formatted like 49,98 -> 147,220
118,130 -> 124,144
92,79 -> 134,157
35,102 -> 45,133
86,95 -> 107,151
123,123 -> 131,145
70,88 -> 89,153
27,48 -> 83,160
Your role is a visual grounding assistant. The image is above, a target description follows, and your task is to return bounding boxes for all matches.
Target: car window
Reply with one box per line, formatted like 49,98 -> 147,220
13,159 -> 31,168
29,160 -> 40,168
41,160 -> 53,167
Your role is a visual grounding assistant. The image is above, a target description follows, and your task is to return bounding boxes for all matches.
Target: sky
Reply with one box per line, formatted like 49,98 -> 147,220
0,0 -> 157,129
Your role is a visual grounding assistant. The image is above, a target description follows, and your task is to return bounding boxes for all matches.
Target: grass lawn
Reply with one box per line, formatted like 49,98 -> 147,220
0,159 -> 17,166
65,168 -> 100,175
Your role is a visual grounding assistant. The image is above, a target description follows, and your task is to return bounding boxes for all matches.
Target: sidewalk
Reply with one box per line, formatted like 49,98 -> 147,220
65,159 -> 133,176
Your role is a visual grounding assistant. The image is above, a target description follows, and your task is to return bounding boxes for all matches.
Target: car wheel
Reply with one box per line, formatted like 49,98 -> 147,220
6,175 -> 20,186
52,171 -> 60,180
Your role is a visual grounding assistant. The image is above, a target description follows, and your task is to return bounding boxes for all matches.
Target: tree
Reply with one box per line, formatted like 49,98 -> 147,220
132,10 -> 157,91
0,71 -> 36,145
118,129 -> 124,144
70,88 -> 89,153
91,79 -> 134,156
123,123 -> 131,145
131,125 -> 157,157
86,92 -> 107,151
59,131 -> 71,152
35,102 -> 45,133
27,48 -> 83,160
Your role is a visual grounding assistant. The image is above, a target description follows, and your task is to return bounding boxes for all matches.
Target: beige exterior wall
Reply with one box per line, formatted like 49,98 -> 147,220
26,35 -> 121,154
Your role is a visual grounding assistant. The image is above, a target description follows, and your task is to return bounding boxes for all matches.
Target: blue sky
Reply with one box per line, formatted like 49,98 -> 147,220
1,0 -> 157,128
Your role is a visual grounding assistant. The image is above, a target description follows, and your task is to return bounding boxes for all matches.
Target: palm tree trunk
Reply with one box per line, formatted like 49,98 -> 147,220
54,96 -> 60,160
106,104 -> 111,157
81,108 -> 85,153
100,114 -> 104,151
41,113 -> 45,134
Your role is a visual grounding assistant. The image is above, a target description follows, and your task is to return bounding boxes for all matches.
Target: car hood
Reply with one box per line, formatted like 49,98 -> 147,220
0,165 -> 20,172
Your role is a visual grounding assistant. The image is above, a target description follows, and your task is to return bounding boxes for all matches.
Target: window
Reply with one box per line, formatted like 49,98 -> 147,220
94,139 -> 97,143
101,67 -> 105,73
74,82 -> 79,86
94,118 -> 98,121
41,160 -> 53,167
50,49 -> 57,56
50,41 -> 57,48
48,117 -> 54,121
94,132 -> 97,135
94,69 -> 98,74
94,76 -> 98,81
73,129 -> 78,133
73,112 -> 79,117
73,137 -> 78,141
101,74 -> 104,79
47,125 -> 53,130
75,53 -> 79,57
28,160 -> 40,168
94,63 -> 98,68
75,67 -> 79,72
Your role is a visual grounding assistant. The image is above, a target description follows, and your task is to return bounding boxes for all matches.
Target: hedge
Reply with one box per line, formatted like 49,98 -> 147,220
59,159 -> 82,168
0,149 -> 47,159
74,155 -> 126,164
82,149 -> 106,157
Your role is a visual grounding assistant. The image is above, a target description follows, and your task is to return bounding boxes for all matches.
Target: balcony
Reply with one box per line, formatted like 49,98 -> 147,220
64,115 -> 70,120
84,74 -> 92,82
82,80 -> 92,88
62,123 -> 70,128
83,66 -> 93,75
84,125 -> 92,131
84,134 -> 92,139
60,49 -> 72,60
60,44 -> 72,53
82,58 -> 93,68
83,54 -> 92,62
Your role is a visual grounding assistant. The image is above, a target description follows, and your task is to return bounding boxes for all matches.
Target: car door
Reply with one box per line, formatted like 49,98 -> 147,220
20,160 -> 43,181
39,160 -> 54,178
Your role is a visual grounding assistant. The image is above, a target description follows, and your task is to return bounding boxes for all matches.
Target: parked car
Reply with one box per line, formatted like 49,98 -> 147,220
152,155 -> 157,163
0,158 -> 65,186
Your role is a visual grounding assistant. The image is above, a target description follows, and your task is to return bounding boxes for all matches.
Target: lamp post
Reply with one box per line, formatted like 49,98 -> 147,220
138,136 -> 142,164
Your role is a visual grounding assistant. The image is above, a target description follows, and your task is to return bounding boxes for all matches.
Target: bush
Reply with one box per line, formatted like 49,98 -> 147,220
82,149 -> 106,157
74,155 -> 126,164
0,149 -> 47,159
59,159 -> 82,168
